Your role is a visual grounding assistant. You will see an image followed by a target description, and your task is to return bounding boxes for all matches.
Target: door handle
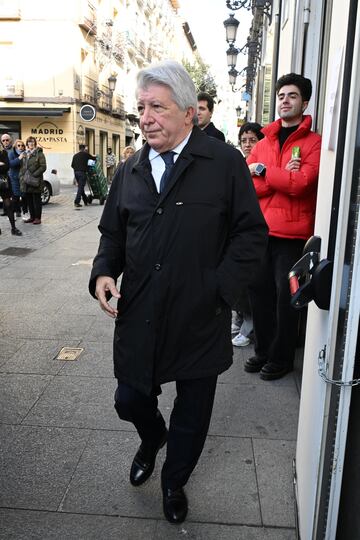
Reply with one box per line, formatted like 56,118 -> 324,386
288,236 -> 333,310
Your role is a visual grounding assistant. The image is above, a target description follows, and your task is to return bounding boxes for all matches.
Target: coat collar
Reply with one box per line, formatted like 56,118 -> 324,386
132,126 -> 213,169
262,114 -> 313,141
131,126 -> 214,202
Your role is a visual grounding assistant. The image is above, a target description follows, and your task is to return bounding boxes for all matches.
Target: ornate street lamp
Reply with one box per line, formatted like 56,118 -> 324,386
228,67 -> 239,87
223,13 -> 239,44
235,105 -> 242,118
108,74 -> 117,113
225,0 -> 272,9
108,74 -> 117,92
226,44 -> 240,68
225,0 -> 252,9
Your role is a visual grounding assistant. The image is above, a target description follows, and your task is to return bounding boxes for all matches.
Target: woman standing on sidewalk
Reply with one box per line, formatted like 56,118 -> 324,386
232,122 -> 264,347
8,139 -> 26,218
19,136 -> 46,224
0,142 -> 22,236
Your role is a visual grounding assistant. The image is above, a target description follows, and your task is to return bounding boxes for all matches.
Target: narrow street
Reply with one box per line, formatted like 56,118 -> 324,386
0,187 -> 298,539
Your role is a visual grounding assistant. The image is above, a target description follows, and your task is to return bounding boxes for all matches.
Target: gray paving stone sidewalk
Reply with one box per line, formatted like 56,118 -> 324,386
0,187 -> 298,539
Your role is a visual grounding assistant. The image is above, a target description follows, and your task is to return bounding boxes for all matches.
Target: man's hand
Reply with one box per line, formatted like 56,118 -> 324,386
95,276 -> 121,318
285,158 -> 301,171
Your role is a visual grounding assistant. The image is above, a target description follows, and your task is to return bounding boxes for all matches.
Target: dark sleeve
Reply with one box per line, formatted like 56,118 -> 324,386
9,152 -> 20,168
0,151 -> 9,175
88,166 -> 127,298
216,149 -> 268,308
86,152 -> 96,161
32,151 -> 47,177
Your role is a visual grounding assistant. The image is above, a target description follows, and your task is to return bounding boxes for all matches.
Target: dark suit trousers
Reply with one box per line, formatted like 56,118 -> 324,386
114,376 -> 218,490
248,236 -> 305,368
74,171 -> 88,204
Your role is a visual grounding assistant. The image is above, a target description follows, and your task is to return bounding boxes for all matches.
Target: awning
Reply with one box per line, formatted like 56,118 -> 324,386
0,107 -> 71,117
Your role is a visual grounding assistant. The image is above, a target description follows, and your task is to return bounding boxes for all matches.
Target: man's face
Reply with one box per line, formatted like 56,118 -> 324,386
137,84 -> 194,153
277,84 -> 308,126
197,100 -> 212,128
1,135 -> 12,149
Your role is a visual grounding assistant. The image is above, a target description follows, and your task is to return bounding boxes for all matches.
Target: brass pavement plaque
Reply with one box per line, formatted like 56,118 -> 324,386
55,347 -> 84,361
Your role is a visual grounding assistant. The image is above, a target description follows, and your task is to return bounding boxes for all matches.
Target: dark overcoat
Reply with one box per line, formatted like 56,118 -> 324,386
19,147 -> 47,194
89,127 -> 268,395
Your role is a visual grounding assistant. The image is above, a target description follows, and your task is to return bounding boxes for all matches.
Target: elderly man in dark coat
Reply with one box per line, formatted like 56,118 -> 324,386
89,60 -> 268,524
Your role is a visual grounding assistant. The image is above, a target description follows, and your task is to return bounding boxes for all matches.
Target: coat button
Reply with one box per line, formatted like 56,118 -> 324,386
156,207 -> 163,215
154,263 -> 161,271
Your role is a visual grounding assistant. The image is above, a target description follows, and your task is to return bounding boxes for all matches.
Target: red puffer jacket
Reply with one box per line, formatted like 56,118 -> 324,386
247,115 -> 321,240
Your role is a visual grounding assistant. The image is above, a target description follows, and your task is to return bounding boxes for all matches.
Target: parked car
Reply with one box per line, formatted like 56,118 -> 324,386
41,169 -> 60,204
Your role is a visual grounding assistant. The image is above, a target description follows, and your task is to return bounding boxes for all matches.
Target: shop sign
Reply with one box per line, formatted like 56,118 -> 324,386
31,121 -> 68,149
80,104 -> 96,122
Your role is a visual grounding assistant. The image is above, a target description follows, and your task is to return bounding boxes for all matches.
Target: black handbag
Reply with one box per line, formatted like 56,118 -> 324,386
24,169 -> 40,187
0,175 -> 9,192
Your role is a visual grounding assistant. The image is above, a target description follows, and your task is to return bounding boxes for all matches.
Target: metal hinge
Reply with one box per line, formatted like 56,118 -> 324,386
318,345 -> 360,386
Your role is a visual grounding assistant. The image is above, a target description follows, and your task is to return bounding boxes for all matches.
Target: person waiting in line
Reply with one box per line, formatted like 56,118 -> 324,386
105,147 -> 117,183
197,92 -> 225,141
246,73 -> 321,380
121,145 -> 135,163
0,133 -> 14,216
19,136 -> 47,225
0,141 -> 22,236
232,122 -> 264,347
8,139 -> 26,218
238,122 -> 264,159
71,144 -> 96,208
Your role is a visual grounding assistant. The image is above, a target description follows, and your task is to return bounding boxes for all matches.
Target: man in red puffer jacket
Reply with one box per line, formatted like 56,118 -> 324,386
245,73 -> 322,380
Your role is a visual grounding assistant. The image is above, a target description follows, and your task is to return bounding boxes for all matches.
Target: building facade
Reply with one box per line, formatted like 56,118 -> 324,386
0,0 -> 197,183
239,1 -> 360,538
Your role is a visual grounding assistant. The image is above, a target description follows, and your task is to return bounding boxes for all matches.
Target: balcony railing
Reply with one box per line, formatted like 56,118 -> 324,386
0,3 -> 21,20
0,80 -> 24,100
113,97 -> 126,119
97,84 -> 111,112
81,75 -> 97,104
79,1 -> 97,34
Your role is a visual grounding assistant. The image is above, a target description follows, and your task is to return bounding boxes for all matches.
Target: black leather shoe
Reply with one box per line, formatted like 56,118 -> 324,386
259,362 -> 292,380
130,430 -> 167,486
162,486 -> 188,524
244,355 -> 267,373
74,202 -> 82,208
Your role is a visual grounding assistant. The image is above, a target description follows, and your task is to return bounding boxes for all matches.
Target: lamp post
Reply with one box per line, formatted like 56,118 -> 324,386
228,67 -> 239,87
226,0 -> 252,9
108,74 -> 117,114
226,44 -> 240,68
223,13 -> 239,44
224,0 -> 268,94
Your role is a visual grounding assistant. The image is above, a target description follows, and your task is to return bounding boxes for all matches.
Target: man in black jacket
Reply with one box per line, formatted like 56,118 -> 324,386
197,91 -> 225,141
71,144 -> 96,207
89,61 -> 267,524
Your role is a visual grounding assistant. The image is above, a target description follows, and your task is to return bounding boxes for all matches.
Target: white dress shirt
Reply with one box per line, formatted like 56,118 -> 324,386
148,131 -> 192,192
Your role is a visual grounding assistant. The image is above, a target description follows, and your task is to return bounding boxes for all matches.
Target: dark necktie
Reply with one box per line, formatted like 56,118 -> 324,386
159,151 -> 175,193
